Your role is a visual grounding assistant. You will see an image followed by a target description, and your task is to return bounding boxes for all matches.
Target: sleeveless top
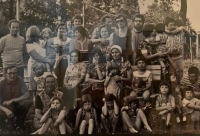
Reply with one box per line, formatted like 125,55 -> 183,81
113,32 -> 127,51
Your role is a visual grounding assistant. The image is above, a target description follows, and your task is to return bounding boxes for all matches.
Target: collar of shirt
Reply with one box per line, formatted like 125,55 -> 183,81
77,38 -> 86,49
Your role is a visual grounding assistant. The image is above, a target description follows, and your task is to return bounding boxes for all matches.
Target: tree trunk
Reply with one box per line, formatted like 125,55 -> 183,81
9,0 -> 14,19
180,0 -> 187,25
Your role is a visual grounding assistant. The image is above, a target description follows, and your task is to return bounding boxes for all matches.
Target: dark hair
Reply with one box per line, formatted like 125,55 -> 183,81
135,56 -> 147,65
26,26 -> 40,43
183,86 -> 194,98
99,24 -> 111,38
159,81 -> 171,94
72,15 -> 83,24
105,93 -> 117,102
45,74 -> 56,84
115,14 -> 128,27
32,62 -> 45,72
55,22 -> 66,33
49,96 -> 63,110
188,66 -> 199,76
101,15 -> 111,23
73,26 -> 87,38
163,17 -> 175,26
70,49 -> 80,62
133,14 -> 145,23
81,94 -> 91,104
143,24 -> 155,38
123,95 -> 139,107
6,66 -> 17,73
155,23 -> 165,33
89,47 -> 105,63
7,19 -> 20,28
175,19 -> 184,27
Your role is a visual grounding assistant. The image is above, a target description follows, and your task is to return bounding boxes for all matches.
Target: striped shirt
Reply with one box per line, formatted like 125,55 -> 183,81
0,34 -> 25,68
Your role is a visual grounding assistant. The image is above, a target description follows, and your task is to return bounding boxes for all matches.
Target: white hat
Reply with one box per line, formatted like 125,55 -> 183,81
111,45 -> 122,54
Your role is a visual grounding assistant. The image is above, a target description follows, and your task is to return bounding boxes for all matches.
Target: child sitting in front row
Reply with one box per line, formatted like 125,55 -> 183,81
182,87 -> 200,128
38,97 -> 66,134
156,81 -> 175,128
121,95 -> 152,133
75,94 -> 98,134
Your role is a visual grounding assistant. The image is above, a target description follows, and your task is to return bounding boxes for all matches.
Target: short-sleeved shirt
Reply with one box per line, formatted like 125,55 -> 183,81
132,70 -> 152,88
182,98 -> 199,115
0,77 -> 28,103
156,94 -> 175,107
0,34 -> 25,68
180,76 -> 200,98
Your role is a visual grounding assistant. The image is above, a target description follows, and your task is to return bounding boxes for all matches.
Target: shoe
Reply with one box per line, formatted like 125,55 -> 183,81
183,116 -> 187,122
176,117 -> 181,123
128,127 -> 138,133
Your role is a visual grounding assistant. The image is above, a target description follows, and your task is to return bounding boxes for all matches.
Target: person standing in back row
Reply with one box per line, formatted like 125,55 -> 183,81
0,19 -> 27,78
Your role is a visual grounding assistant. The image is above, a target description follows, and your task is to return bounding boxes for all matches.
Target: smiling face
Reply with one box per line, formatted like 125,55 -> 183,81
111,48 -> 121,60
189,73 -> 198,84
106,101 -> 114,110
105,18 -> 112,27
45,76 -> 56,93
34,65 -> 44,76
100,27 -> 109,38
74,19 -> 82,27
166,22 -> 175,31
75,30 -> 82,40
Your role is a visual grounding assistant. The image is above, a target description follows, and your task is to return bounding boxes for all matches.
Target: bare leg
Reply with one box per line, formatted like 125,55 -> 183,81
142,90 -> 150,101
135,109 -> 152,132
101,114 -> 109,133
111,115 -> 118,133
121,111 -> 138,133
39,118 -> 53,134
65,122 -> 73,133
59,120 -> 66,134
166,112 -> 171,125
79,120 -> 87,134
88,119 -> 94,134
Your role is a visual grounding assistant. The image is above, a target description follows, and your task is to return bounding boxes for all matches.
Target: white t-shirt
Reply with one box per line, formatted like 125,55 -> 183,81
182,98 -> 199,114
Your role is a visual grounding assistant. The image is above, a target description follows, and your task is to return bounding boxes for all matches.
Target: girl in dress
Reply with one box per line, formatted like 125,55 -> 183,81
39,97 -> 66,134
75,94 -> 98,134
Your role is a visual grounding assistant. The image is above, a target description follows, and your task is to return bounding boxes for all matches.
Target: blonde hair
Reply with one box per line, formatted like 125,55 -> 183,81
26,26 -> 40,43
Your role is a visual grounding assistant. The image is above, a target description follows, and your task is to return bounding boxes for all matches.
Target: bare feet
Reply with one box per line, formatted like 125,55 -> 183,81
145,126 -> 152,132
129,127 -> 138,133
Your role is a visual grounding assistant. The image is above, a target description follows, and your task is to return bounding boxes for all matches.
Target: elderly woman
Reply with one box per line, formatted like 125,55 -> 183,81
26,26 -> 54,91
69,26 -> 93,52
63,49 -> 87,110
105,45 -> 132,103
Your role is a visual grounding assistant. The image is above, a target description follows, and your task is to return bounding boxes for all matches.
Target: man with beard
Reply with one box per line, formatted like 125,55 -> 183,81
180,66 -> 200,99
131,56 -> 152,101
131,14 -> 145,64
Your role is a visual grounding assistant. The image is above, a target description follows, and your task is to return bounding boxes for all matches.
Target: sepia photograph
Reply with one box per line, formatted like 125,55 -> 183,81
0,0 -> 200,135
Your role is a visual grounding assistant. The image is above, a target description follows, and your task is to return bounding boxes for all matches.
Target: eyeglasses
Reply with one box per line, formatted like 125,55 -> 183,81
134,20 -> 143,23
7,72 -> 17,76
116,19 -> 124,23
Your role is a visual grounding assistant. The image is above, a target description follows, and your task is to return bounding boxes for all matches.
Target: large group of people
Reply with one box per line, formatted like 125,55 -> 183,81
0,12 -> 199,134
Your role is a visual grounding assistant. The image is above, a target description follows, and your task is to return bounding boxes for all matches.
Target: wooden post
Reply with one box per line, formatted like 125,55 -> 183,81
16,0 -> 20,21
83,3 -> 85,27
197,32 -> 199,58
